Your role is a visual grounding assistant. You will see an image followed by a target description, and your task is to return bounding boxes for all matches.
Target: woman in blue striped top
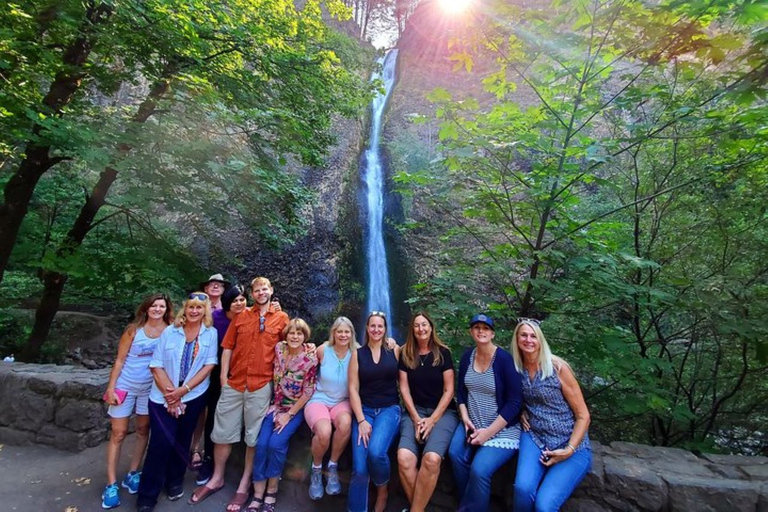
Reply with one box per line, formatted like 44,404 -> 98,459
448,314 -> 523,512
511,318 -> 591,512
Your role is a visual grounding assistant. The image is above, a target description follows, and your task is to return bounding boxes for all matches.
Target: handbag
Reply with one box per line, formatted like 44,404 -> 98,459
103,388 -> 128,405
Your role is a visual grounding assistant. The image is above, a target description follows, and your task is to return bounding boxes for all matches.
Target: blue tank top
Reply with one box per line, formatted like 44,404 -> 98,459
521,366 -> 590,452
309,344 -> 351,406
358,344 -> 399,408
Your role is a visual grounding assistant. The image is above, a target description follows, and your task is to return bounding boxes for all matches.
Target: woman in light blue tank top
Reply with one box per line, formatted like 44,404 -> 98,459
101,294 -> 173,510
304,316 -> 357,501
511,319 -> 592,512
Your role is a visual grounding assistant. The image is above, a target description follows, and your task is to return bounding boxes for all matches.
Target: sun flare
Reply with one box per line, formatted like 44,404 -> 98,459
437,0 -> 473,15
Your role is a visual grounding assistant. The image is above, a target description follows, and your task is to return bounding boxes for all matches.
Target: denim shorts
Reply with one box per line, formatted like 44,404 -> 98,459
399,405 -> 459,458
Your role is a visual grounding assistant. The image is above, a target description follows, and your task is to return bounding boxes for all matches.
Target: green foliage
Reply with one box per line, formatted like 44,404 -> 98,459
0,0 -> 375,356
398,0 -> 768,451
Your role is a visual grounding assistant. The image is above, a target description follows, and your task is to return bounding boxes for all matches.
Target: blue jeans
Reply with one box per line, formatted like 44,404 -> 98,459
137,396 -> 206,507
348,404 -> 401,512
448,424 -> 517,512
252,410 -> 305,481
513,431 -> 592,512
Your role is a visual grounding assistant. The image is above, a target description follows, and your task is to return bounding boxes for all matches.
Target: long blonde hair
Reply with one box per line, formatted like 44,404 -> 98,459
511,320 -> 554,379
327,316 -> 359,351
402,311 -> 451,370
174,292 -> 213,328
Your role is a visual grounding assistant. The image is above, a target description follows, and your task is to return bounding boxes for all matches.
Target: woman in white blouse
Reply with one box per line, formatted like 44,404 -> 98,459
135,292 -> 218,512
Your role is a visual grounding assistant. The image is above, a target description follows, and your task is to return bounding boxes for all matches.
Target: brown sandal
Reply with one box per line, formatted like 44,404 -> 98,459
226,491 -> 250,512
187,483 -> 223,505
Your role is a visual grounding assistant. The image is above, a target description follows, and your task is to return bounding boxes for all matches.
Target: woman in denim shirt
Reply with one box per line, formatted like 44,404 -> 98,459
135,292 -> 218,512
511,319 -> 591,512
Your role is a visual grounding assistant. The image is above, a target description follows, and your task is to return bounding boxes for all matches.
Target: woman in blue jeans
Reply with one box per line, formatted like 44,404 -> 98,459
448,314 -> 522,512
248,318 -> 317,511
511,318 -> 592,512
348,311 -> 401,512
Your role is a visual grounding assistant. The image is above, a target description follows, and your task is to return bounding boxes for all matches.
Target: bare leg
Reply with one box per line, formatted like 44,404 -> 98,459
190,407 -> 207,462
129,415 -> 150,473
330,412 -> 352,463
311,420 -> 332,466
252,479 -> 267,501
106,417 -> 129,484
206,442 -> 232,489
411,452 -> 442,512
226,446 -> 255,511
265,477 -> 279,506
397,449 -> 418,504
374,482 -> 389,512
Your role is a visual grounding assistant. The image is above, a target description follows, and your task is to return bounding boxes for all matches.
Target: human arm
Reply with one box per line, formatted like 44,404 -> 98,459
104,326 -> 136,405
220,349 -> 232,388
399,369 -> 422,440
420,367 -> 455,441
348,350 -> 371,447
541,359 -> 591,467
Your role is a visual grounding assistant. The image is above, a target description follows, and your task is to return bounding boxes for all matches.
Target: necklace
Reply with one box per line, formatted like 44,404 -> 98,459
419,353 -> 429,366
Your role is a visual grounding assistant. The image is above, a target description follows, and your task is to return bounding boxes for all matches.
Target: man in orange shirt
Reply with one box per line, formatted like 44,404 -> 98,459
190,277 -> 289,510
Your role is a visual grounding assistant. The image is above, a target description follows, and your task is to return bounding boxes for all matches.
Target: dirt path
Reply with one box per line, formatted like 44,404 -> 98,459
0,435 -> 408,512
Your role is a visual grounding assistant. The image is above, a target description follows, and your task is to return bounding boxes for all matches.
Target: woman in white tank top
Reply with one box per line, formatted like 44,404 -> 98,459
101,294 -> 172,510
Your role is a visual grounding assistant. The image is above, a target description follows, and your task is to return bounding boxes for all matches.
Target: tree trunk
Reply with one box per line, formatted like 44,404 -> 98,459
0,2 -> 111,286
20,72 -> 174,362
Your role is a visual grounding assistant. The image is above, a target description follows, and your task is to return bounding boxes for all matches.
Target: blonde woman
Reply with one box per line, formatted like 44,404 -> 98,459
305,316 -> 358,500
511,318 -> 591,512
135,293 -> 218,512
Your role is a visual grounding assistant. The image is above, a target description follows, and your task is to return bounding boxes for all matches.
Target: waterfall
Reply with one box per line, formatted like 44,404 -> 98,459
363,49 -> 399,324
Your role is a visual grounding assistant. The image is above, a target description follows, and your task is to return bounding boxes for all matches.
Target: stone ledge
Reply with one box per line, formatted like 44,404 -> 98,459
1,363 -> 766,511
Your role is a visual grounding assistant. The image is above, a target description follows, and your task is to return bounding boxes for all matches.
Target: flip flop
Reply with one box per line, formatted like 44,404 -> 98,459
226,491 -> 250,512
188,483 -> 223,505
190,451 -> 204,471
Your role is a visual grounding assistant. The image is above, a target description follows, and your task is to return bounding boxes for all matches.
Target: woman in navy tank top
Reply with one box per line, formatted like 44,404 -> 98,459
348,311 -> 401,512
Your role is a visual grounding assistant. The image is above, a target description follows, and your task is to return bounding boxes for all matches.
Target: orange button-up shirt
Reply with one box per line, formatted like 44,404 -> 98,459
221,307 -> 289,393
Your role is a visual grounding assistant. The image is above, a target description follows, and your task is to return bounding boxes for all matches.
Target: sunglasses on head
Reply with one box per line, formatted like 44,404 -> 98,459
370,311 -> 386,318
517,317 -> 541,326
189,293 -> 210,301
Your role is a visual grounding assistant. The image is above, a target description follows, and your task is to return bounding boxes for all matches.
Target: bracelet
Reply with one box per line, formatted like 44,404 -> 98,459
184,384 -> 191,393
567,443 -> 576,453
358,418 -> 366,425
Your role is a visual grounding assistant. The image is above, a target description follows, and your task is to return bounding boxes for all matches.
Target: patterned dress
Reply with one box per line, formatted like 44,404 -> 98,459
269,341 -> 318,415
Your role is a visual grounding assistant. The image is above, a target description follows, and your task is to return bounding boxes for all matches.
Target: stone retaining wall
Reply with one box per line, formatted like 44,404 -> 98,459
1,363 -> 766,510
0,363 -> 110,451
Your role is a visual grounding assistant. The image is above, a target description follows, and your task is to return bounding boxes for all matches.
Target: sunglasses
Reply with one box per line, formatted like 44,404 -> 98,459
189,293 -> 210,301
259,315 -> 266,333
369,311 -> 387,317
517,317 -> 541,326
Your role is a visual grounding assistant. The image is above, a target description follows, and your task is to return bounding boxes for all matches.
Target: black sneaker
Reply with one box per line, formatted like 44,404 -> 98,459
195,459 -> 212,486
167,486 -> 184,501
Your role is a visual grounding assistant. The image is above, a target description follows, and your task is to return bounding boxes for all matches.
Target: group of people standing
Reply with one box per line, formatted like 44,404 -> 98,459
102,274 -> 592,512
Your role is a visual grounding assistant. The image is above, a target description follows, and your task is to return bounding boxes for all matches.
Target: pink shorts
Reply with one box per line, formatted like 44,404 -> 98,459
304,400 -> 352,431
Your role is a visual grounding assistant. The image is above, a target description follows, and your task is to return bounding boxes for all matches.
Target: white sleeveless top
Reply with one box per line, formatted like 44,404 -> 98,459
115,327 -> 159,392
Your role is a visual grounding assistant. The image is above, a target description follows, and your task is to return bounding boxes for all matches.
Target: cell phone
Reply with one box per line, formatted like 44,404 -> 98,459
541,448 -> 551,462
465,427 -> 475,444
271,296 -> 280,303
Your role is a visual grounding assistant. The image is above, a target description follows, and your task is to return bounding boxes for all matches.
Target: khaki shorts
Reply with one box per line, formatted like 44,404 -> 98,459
211,383 -> 272,447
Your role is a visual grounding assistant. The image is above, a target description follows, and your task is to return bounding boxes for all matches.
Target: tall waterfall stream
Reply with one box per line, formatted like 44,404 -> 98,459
363,50 -> 399,325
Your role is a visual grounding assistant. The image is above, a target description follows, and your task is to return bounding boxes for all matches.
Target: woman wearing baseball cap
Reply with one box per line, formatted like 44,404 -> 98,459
448,313 -> 523,511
